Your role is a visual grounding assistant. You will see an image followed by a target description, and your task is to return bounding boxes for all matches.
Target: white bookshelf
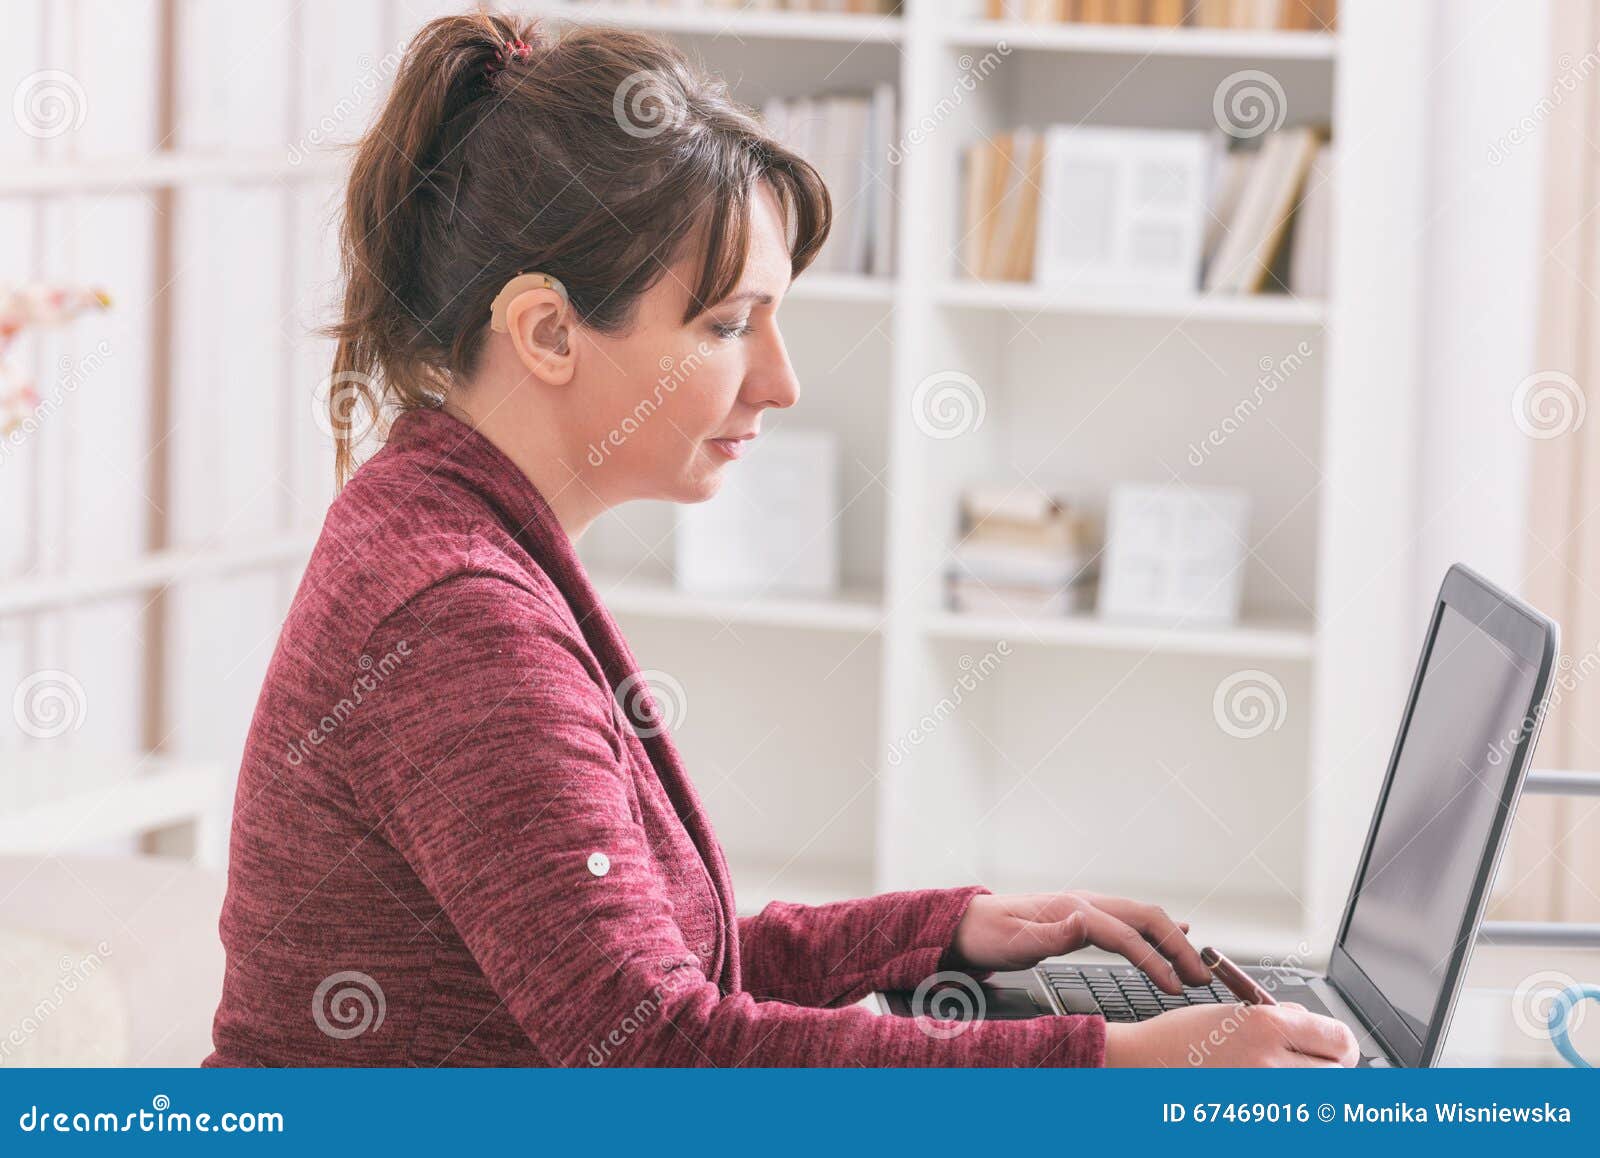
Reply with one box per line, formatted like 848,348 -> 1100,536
561,1 -> 906,42
592,571 -> 884,634
923,610 -> 1316,660
933,280 -> 1328,325
550,0 -> 1422,963
1,0 -> 1424,964
943,19 -> 1337,59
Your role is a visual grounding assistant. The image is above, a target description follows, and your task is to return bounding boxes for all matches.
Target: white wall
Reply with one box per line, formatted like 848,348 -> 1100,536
1414,0 -> 1549,614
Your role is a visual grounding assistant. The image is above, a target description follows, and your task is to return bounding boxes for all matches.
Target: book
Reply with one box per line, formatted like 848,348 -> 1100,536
961,483 -> 1063,525
761,90 -> 896,276
951,541 -> 1098,588
964,132 -> 1015,279
1007,130 -> 1046,281
1200,137 -> 1255,284
1287,141 -> 1333,296
1203,126 -> 1320,293
962,137 -> 999,278
985,128 -> 1037,281
1147,0 -> 1190,25
949,576 -> 1095,617
816,95 -> 868,274
868,82 -> 897,278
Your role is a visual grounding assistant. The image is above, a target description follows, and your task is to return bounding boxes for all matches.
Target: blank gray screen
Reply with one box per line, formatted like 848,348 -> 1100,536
1341,605 -> 1538,1040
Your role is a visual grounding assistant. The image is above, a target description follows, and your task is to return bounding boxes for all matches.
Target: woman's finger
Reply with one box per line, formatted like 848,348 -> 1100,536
1080,908 -> 1184,994
1091,897 -> 1211,986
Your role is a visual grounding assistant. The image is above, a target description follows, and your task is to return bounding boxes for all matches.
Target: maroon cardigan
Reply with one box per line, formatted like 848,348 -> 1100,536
204,406 -> 1106,1066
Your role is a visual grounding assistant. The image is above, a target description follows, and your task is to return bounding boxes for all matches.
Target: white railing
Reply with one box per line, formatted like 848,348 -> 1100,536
1479,770 -> 1600,949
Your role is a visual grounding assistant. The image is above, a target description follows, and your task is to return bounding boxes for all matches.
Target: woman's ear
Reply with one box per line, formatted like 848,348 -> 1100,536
501,286 -> 577,385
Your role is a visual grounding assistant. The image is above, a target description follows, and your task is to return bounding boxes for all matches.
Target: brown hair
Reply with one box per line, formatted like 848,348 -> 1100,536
326,11 -> 831,487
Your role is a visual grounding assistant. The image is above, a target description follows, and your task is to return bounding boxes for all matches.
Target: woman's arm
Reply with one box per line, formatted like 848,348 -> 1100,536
343,573 -> 1105,1067
737,887 -> 990,1008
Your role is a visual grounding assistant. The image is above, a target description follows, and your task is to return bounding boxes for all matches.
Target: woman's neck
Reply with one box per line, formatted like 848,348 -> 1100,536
438,396 -> 607,541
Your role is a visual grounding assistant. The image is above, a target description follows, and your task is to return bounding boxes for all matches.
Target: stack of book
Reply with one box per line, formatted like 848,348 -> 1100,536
981,0 -> 1335,29
947,486 -> 1099,617
762,87 -> 897,277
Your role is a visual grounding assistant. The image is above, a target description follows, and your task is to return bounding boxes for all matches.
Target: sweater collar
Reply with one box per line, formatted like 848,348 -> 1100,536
383,405 -> 742,990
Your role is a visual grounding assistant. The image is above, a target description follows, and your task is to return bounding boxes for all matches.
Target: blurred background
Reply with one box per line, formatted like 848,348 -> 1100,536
2,0 -> 1598,1066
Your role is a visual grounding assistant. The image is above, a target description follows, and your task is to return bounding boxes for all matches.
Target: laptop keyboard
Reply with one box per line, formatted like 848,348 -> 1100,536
1040,963 -> 1238,1022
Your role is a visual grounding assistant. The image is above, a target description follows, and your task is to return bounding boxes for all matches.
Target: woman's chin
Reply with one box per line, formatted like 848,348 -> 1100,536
667,463 -> 728,504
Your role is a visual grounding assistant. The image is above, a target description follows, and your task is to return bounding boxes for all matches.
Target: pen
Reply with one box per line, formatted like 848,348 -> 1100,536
1200,946 -> 1277,1006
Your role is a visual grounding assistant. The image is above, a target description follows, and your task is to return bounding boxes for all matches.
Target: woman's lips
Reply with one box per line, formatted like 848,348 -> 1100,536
707,436 -> 750,460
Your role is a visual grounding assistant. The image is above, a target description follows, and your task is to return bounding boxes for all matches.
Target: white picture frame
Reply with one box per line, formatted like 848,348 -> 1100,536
1034,126 -> 1212,294
1097,483 -> 1250,625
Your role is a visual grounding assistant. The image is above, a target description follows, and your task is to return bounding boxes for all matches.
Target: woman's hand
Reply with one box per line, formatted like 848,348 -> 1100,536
948,892 -> 1211,995
1104,1002 -> 1360,1067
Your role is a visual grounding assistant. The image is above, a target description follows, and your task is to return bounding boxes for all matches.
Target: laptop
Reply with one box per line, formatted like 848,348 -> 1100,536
879,564 -> 1558,1067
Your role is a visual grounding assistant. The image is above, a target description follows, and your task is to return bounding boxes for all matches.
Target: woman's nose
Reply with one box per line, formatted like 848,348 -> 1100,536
750,335 -> 801,411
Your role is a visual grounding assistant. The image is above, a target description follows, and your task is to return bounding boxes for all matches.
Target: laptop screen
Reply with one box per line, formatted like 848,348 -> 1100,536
1339,603 -> 1540,1043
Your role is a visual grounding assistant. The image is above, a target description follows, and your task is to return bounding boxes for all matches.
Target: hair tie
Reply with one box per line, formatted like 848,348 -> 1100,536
486,38 -> 533,77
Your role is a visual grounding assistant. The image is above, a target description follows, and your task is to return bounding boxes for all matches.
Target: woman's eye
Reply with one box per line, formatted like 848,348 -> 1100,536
712,319 -> 752,340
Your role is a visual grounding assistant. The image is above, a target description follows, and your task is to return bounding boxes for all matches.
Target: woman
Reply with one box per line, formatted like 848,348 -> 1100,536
205,12 -> 1356,1068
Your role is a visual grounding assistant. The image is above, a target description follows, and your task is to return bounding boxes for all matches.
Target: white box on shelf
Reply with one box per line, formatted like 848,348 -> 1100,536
675,429 -> 840,597
1097,484 -> 1250,625
1034,126 -> 1212,293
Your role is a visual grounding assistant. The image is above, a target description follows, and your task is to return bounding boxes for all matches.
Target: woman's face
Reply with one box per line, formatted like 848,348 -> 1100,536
573,181 -> 801,505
